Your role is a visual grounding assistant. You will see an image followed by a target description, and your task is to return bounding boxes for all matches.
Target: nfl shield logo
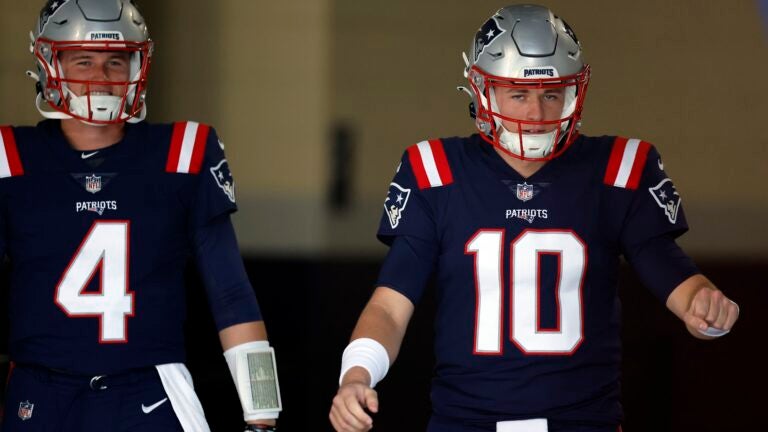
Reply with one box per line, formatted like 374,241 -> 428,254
516,182 -> 534,202
85,174 -> 102,194
18,400 -> 34,421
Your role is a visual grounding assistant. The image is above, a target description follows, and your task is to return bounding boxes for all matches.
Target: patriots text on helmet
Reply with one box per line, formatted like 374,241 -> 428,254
87,32 -> 124,41
523,68 -> 556,78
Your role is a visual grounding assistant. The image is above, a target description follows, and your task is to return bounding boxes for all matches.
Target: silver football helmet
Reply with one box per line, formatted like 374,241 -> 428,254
460,4 -> 590,160
29,0 -> 153,124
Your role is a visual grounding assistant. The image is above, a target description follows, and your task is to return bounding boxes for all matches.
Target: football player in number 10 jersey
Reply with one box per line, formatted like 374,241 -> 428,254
0,1 -> 280,431
330,4 -> 739,432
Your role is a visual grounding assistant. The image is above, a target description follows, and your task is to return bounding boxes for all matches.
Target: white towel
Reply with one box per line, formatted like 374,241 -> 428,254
497,418 -> 548,432
156,363 -> 211,432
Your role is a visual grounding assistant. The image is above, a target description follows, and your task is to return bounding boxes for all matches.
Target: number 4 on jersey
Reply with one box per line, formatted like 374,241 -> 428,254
467,229 -> 586,355
55,221 -> 134,343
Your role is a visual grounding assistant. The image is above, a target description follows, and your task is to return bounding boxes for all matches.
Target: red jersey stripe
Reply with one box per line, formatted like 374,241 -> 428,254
188,124 -> 210,174
0,127 -> 23,177
166,122 -> 187,173
428,139 -> 454,186
407,144 -> 431,190
624,140 -> 651,190
603,137 -> 628,186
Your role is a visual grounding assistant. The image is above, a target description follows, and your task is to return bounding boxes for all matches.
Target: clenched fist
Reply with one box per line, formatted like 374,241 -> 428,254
684,287 -> 739,337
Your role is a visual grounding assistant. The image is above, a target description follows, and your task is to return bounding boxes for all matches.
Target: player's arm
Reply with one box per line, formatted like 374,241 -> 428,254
331,232 -> 434,432
617,143 -> 739,340
194,215 -> 281,429
665,274 -> 739,340
330,145 -> 439,431
330,286 -> 415,432
624,234 -> 739,340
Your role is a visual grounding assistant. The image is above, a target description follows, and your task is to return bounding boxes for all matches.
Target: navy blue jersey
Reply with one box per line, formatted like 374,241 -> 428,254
376,135 -> 696,425
0,120 -> 260,374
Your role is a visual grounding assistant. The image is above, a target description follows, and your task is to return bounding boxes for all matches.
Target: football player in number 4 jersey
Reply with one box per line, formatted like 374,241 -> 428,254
0,1 -> 280,431
330,4 -> 739,432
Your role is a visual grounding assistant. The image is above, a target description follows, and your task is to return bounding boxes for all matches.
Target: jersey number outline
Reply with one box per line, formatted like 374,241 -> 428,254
466,229 -> 586,355
55,221 -> 134,343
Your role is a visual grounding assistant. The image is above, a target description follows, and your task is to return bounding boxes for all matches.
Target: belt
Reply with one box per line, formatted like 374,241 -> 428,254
16,363 -> 159,391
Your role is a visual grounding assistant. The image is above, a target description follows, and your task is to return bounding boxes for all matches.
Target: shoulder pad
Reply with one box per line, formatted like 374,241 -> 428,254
406,139 -> 454,190
603,137 -> 652,190
0,126 -> 24,178
165,121 -> 211,174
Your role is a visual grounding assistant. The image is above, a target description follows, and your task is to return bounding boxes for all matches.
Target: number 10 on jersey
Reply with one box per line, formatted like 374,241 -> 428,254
466,229 -> 586,355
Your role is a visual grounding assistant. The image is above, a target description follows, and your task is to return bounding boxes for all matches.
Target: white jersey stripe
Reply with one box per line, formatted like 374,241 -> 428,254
0,131 -> 12,178
614,138 -> 641,188
416,140 -> 443,187
176,121 -> 200,174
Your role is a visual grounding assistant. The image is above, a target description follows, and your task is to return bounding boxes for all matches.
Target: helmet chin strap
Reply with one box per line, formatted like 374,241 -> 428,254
498,125 -> 558,159
34,90 -> 146,125
69,94 -> 124,124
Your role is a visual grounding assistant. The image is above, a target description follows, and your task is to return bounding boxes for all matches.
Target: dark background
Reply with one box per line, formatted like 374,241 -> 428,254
6,257 -> 758,431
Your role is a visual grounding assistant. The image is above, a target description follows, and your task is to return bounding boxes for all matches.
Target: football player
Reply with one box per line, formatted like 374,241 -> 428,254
329,4 -> 739,432
0,1 -> 280,431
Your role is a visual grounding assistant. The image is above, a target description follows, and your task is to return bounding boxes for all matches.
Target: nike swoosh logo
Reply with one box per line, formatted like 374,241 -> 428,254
141,398 -> 169,414
81,151 -> 99,159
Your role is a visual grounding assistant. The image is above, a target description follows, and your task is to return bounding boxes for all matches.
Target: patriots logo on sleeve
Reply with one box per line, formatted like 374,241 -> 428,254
649,178 -> 681,223
385,182 -> 411,229
474,16 -> 506,60
210,159 -> 235,203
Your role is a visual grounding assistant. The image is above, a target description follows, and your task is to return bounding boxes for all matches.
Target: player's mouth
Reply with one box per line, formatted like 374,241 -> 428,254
522,128 -> 548,134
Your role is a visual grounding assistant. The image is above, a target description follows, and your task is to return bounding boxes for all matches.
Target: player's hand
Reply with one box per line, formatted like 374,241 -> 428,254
329,379 -> 378,432
684,287 -> 739,337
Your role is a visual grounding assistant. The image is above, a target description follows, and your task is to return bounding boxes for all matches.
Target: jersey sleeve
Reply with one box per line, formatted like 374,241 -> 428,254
618,142 -> 699,301
0,125 -> 23,259
376,235 -> 438,305
193,213 -> 262,330
619,144 -> 689,245
376,143 -> 450,304
190,126 -> 238,228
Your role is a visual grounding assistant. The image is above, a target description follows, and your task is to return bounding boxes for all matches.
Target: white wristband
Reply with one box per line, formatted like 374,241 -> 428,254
223,340 -> 282,421
339,338 -> 390,388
